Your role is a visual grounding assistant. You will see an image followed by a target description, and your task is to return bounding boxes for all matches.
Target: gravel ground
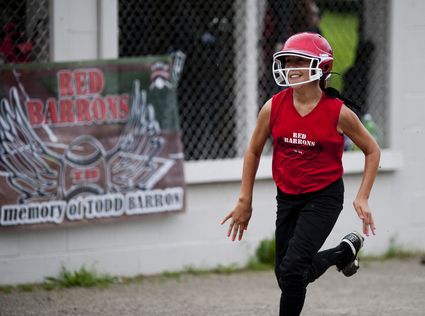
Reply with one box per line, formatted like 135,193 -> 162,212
1,257 -> 424,316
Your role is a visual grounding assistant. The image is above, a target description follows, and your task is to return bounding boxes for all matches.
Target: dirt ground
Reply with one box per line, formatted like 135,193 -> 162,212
1,256 -> 424,316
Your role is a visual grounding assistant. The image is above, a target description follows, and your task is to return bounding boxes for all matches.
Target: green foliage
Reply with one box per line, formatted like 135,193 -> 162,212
17,284 -> 35,292
246,258 -> 275,271
0,284 -> 35,294
364,235 -> 422,261
245,235 -> 276,270
41,282 -> 56,291
320,11 -> 359,93
3,235 -> 422,294
163,270 -> 181,278
183,265 -> 205,276
45,265 -> 113,289
162,263 -> 240,279
249,233 -> 425,268
255,235 -> 276,266
213,263 -> 240,274
0,285 -> 13,294
384,235 -> 410,259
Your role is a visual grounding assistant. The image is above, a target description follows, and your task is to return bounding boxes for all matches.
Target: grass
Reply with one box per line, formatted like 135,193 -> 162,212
255,235 -> 276,266
212,263 -> 241,274
44,265 -> 114,289
0,285 -> 13,294
0,265 -> 115,294
1,235 -> 423,295
0,283 -> 37,294
17,284 -> 35,292
320,11 -> 359,93
163,270 -> 181,278
0,262 -> 245,295
363,235 -> 423,261
246,234 -> 276,270
164,262 -> 242,279
246,233 -> 425,271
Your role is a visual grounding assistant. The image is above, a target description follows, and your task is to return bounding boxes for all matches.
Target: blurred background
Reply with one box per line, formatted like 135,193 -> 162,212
0,0 -> 422,285
0,0 -> 388,159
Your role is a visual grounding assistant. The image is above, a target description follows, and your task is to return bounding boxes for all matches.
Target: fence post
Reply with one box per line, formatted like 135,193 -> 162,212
234,0 -> 260,157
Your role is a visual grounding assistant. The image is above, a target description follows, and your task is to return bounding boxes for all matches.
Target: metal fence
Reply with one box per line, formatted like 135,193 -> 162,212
119,0 -> 239,160
1,0 -> 389,161
119,0 -> 389,160
0,0 -> 49,64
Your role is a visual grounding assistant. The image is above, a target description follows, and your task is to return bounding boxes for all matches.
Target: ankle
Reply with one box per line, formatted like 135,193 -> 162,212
337,243 -> 352,266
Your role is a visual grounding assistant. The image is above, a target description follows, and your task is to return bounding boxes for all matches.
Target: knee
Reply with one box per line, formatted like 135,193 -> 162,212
277,256 -> 309,294
279,255 -> 310,278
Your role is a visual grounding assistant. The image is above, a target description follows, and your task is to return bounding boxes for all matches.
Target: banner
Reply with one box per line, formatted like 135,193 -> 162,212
0,56 -> 186,231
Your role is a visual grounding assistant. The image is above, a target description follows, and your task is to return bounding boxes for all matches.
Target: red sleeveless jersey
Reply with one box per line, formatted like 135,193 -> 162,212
270,88 -> 344,194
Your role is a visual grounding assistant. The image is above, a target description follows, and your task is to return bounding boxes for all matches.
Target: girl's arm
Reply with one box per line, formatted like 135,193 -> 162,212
221,99 -> 272,241
338,105 -> 381,237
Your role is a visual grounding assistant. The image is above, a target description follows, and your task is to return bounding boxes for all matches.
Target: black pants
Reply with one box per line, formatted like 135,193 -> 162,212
275,178 -> 344,316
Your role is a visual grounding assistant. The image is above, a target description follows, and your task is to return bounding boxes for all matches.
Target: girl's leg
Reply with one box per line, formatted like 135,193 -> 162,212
306,243 -> 352,283
275,196 -> 306,316
308,231 -> 364,282
275,179 -> 344,316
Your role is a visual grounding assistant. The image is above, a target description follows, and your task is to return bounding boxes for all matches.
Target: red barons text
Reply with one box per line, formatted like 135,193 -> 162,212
25,68 -> 129,125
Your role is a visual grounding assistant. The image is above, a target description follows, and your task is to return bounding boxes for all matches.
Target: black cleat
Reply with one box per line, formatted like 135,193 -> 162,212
336,231 -> 364,277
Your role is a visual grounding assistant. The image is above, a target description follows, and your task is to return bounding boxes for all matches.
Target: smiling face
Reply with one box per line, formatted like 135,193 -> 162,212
272,32 -> 333,87
284,56 -> 312,85
272,53 -> 321,87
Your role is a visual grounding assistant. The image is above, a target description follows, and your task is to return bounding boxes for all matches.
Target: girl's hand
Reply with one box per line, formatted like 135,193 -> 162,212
353,197 -> 376,237
221,200 -> 252,241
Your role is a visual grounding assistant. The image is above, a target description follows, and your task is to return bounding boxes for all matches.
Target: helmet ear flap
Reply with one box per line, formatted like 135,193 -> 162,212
319,58 -> 333,80
323,65 -> 329,73
321,65 -> 329,80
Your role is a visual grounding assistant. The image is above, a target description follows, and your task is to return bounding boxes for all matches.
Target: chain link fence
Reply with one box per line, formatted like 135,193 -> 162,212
1,0 -> 389,161
120,0 -> 389,160
0,0 -> 49,64
260,0 -> 389,152
120,0 -> 238,160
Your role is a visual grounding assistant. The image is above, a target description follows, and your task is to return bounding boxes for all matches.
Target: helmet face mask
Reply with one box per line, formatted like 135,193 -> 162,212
272,53 -> 323,87
271,32 -> 333,87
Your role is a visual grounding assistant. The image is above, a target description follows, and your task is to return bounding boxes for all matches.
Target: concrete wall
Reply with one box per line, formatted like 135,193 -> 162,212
50,0 -> 118,61
1,0 -> 424,285
386,0 -> 425,248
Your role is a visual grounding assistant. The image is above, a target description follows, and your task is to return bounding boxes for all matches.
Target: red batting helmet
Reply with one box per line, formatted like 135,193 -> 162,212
272,32 -> 333,86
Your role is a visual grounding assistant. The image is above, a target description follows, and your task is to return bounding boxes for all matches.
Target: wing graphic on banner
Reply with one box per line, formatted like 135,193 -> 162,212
0,80 -> 174,204
0,87 -> 64,203
106,80 -> 167,192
